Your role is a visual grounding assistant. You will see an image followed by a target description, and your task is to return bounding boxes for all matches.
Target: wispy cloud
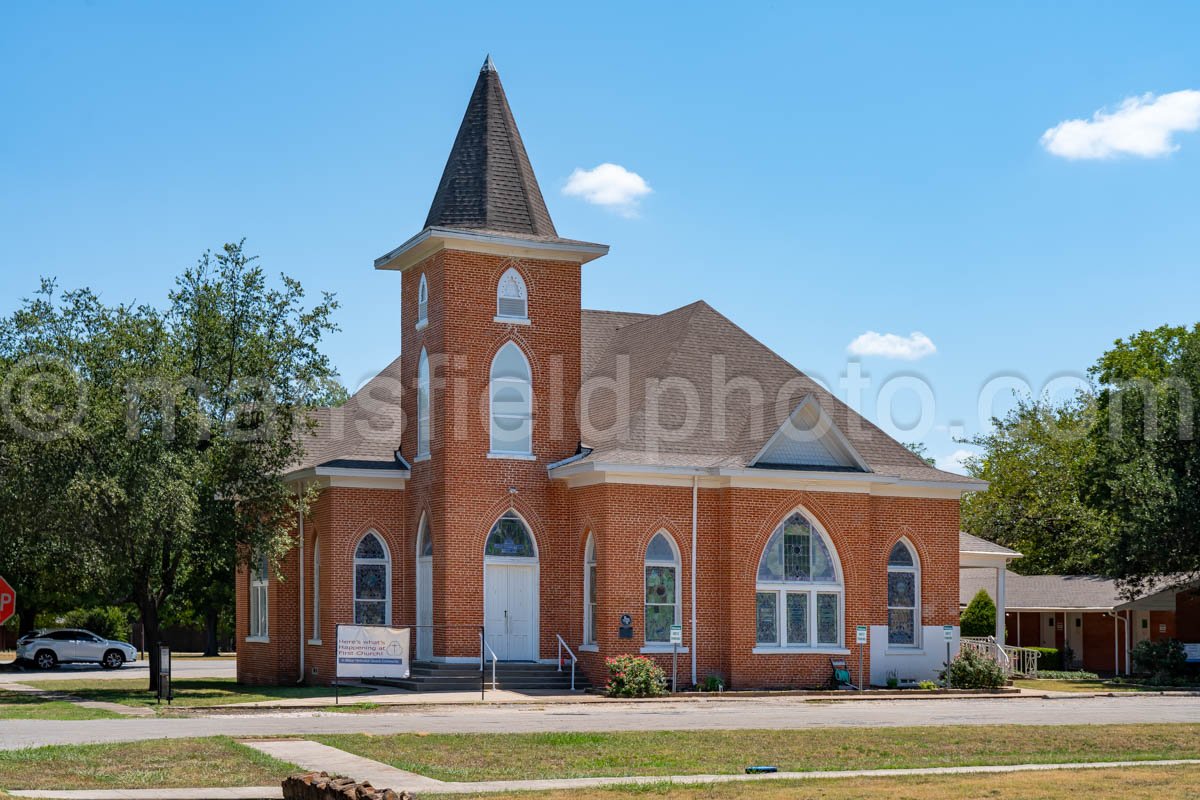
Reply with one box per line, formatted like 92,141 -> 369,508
936,448 -> 976,475
563,163 -> 651,217
846,331 -> 936,361
1041,90 -> 1200,159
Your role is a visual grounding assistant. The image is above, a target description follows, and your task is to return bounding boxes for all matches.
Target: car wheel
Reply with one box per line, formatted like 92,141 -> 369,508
34,650 -> 58,670
101,650 -> 125,670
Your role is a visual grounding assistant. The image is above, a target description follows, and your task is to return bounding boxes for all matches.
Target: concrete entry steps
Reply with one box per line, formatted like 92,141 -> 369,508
367,660 -> 590,692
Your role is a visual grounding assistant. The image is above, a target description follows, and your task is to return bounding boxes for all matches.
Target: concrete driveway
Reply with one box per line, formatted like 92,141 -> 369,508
3,657 -> 236,682
2,694 -> 1199,750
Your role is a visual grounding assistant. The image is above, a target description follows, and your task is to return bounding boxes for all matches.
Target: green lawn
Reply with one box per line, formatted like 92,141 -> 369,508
317,724 -> 1200,782
0,737 -> 297,790
0,690 -> 121,720
10,677 -> 368,708
420,765 -> 1200,800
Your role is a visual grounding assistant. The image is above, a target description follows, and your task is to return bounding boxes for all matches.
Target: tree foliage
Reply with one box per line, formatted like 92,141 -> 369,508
959,589 -> 997,638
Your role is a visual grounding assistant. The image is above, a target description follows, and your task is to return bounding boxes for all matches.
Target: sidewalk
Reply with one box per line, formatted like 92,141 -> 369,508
0,681 -> 153,718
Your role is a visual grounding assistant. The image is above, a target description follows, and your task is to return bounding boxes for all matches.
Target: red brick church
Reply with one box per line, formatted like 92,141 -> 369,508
236,57 -> 984,689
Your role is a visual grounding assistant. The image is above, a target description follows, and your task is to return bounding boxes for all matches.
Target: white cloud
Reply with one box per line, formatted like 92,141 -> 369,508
1040,90 -> 1200,159
936,448 -> 976,475
562,163 -> 651,216
846,331 -> 936,361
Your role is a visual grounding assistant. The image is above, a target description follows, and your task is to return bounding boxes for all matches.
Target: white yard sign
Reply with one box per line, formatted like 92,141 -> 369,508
336,625 -> 411,680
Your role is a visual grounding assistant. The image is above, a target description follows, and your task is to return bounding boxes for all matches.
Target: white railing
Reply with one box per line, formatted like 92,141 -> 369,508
1001,644 -> 1041,677
961,636 -> 1012,675
555,634 -> 577,691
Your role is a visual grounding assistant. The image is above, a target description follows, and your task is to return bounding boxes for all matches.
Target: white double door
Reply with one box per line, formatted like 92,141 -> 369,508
483,562 -> 537,661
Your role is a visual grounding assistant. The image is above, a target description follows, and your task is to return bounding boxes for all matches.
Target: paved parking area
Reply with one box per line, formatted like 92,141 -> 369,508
4,658 -> 236,683
2,694 -> 1199,750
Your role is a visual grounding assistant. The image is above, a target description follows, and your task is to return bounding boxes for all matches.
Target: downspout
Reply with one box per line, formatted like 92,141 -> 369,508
690,475 -> 698,687
297,482 -> 306,684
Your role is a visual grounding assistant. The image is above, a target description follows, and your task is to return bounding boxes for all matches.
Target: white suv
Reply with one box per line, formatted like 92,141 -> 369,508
16,629 -> 138,670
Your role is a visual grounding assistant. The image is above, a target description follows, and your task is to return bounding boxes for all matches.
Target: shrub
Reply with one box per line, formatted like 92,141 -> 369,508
38,606 -> 132,642
942,646 -> 1006,689
605,655 -> 668,697
917,680 -> 938,690
1029,647 -> 1061,671
698,672 -> 725,692
960,589 -> 997,638
1132,639 -> 1187,682
1036,669 -> 1099,680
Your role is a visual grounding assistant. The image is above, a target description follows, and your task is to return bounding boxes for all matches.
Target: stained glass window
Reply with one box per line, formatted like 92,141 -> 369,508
485,512 -> 536,557
644,531 -> 679,644
354,532 -> 390,626
755,512 -> 842,648
887,540 -> 918,645
418,517 -> 433,558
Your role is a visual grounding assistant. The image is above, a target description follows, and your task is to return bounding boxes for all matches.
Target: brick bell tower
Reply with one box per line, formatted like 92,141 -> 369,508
375,56 -> 608,662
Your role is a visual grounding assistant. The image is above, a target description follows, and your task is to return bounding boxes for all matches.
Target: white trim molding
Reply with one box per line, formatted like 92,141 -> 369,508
375,226 -> 609,272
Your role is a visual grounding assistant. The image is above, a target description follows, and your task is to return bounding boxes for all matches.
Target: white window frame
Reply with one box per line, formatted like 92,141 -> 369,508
309,537 -> 321,644
416,348 -> 431,459
416,273 -> 428,330
248,550 -> 269,642
887,539 -> 921,648
753,511 -> 846,653
642,531 -> 682,649
495,267 -> 529,323
583,533 -> 597,649
353,531 -> 392,626
488,341 -> 532,457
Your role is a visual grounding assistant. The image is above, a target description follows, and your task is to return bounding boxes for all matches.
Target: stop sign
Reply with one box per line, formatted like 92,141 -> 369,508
0,576 -> 15,627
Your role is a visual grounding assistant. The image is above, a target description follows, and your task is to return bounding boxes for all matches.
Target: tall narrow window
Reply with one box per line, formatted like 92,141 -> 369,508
416,273 -> 428,328
496,267 -> 528,321
754,512 -> 843,649
311,537 -> 320,641
644,531 -> 680,644
489,342 -> 532,455
416,348 -> 430,457
583,534 -> 597,646
354,532 -> 391,625
249,550 -> 268,639
887,540 -> 919,645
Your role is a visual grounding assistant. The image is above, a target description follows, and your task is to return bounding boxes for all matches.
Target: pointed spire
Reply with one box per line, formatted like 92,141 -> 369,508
424,58 -> 558,238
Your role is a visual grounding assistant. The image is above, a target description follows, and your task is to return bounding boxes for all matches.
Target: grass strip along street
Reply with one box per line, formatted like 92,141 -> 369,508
419,765 -> 1200,800
0,738 -> 296,790
8,678 -> 367,709
0,691 -> 122,720
315,724 -> 1200,782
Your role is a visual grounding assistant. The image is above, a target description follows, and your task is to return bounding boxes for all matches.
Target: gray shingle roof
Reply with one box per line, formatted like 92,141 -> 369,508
424,57 -> 559,239
575,303 -> 978,483
959,569 -> 1123,610
959,531 -> 1021,557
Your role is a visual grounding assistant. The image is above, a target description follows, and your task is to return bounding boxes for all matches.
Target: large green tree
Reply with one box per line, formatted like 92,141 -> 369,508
0,244 -> 337,687
1088,325 -> 1200,592
961,395 -> 1114,575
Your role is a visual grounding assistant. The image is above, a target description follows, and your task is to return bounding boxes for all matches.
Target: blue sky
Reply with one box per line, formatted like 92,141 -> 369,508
3,2 -> 1199,472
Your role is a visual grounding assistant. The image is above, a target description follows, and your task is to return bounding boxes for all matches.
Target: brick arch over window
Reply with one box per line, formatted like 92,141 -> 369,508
471,495 -> 549,558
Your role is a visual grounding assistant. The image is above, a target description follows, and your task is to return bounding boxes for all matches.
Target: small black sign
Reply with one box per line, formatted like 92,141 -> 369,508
618,626 -> 633,639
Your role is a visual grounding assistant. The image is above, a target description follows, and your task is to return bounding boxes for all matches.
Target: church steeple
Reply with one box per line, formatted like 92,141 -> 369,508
424,56 -> 558,238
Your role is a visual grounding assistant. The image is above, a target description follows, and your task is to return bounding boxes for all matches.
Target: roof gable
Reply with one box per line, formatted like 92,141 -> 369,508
751,395 -> 868,471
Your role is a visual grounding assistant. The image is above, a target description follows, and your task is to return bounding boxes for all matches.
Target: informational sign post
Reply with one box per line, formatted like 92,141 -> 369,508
335,624 -> 411,704
855,625 -> 868,690
669,624 -> 683,693
944,624 -> 954,677
157,644 -> 172,705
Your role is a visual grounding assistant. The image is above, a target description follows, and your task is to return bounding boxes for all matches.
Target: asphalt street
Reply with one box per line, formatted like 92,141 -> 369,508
3,694 -> 1199,750
2,658 -> 236,683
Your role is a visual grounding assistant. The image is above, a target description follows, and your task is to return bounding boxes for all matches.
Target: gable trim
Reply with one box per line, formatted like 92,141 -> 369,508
750,395 -> 870,471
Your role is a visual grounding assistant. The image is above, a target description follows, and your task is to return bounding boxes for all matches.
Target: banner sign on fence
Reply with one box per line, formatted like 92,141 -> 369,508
336,625 -> 411,680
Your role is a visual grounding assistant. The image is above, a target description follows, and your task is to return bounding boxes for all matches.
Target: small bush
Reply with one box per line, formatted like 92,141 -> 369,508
942,646 -> 1006,689
960,589 -> 997,638
1036,669 -> 1100,680
917,680 -> 938,690
605,655 -> 668,697
1029,647 -> 1061,671
1132,639 -> 1187,683
698,672 -> 725,692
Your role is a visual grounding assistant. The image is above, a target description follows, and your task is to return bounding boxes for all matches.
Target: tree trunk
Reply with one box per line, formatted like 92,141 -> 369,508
140,601 -> 162,692
18,605 -> 38,637
203,604 -> 219,657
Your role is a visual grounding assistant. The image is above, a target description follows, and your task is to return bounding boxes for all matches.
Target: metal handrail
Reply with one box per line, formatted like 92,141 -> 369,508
555,634 -> 578,691
481,635 -> 498,691
961,635 -> 1015,675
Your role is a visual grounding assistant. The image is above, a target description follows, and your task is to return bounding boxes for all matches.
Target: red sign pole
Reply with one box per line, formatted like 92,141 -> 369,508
0,576 -> 15,628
